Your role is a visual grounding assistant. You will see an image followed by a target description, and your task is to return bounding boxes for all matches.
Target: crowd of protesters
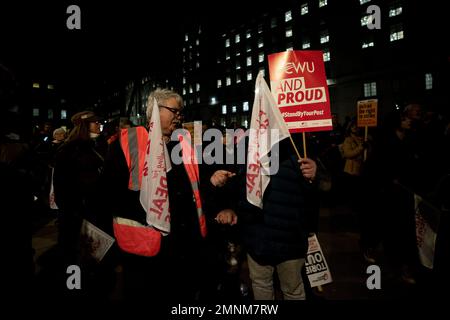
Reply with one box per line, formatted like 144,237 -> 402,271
312,104 -> 450,286
2,79 -> 448,300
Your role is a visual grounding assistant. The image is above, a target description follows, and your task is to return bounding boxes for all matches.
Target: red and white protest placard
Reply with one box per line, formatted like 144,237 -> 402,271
268,50 -> 332,133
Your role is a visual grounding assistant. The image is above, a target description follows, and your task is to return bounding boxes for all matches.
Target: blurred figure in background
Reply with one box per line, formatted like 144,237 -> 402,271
53,111 -> 113,296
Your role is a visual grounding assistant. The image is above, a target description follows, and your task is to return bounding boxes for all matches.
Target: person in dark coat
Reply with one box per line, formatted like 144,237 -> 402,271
378,111 -> 421,284
217,134 -> 318,300
52,111 -> 115,298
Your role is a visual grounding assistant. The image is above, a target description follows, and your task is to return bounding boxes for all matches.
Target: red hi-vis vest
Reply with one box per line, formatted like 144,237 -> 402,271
113,126 -> 162,257
119,126 -> 148,191
178,133 -> 207,238
112,127 -> 207,257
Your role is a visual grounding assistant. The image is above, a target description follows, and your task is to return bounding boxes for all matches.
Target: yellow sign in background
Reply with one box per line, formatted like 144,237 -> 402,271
357,99 -> 378,127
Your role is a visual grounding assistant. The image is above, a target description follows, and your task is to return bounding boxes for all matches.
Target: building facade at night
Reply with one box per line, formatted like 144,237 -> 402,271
16,0 -> 448,130
180,0 -> 448,127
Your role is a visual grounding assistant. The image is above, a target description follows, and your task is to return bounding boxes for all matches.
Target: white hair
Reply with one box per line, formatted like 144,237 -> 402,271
52,127 -> 66,138
146,88 -> 183,119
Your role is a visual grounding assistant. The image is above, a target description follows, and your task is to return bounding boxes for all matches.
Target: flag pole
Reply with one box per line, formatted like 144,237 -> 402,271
289,136 -> 302,160
302,132 -> 307,159
363,126 -> 368,161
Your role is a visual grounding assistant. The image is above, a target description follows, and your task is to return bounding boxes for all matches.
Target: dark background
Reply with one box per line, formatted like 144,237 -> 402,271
0,0 -> 266,82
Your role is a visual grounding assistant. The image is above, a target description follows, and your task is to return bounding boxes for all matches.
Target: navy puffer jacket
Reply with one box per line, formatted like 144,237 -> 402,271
238,138 -> 319,265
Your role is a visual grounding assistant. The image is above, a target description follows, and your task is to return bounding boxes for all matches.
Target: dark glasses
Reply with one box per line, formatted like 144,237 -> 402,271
158,105 -> 183,116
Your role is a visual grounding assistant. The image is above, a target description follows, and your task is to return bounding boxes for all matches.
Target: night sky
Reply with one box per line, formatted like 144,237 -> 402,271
0,0 -> 267,86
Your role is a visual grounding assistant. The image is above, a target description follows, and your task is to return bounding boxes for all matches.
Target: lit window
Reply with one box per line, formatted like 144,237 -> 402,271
364,82 -> 377,97
225,38 -> 230,47
361,15 -> 370,26
183,88 -> 186,95
247,56 -> 252,67
189,85 -> 193,94
286,27 -> 293,38
390,23 -> 404,42
258,24 -> 263,34
285,11 -> 292,22
61,110 -> 67,119
236,61 -> 241,70
246,31 -> 251,39
226,77 -> 231,86
247,71 -> 253,81
323,49 -> 330,62
32,82 -> 40,88
183,77 -> 186,84
271,17 -> 277,28
259,68 -> 265,77
389,5 -> 402,17
32,108 -> 39,117
236,75 -> 241,83
258,53 -> 264,63
360,0 -> 371,4
196,97 -> 200,104
246,44 -> 252,52
196,83 -> 200,92
217,79 -> 222,88
320,30 -> 329,44
196,62 -> 200,68
226,51 -> 230,60
232,106 -> 237,113
425,73 -> 433,90
235,34 -> 240,43
301,3 -> 308,15
319,0 -> 327,8
185,34 -> 189,42
243,101 -> 249,111
196,39 -> 199,45
47,84 -> 54,90
362,41 -> 375,49
211,97 -> 217,104
222,105 -> 227,114
217,58 -> 221,64
183,48 -> 186,52
258,38 -> 264,48
302,40 -> 311,49
48,109 -> 53,119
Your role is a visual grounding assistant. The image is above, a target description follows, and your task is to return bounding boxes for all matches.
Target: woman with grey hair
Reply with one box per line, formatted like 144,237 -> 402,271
146,88 -> 184,140
103,88 -> 237,301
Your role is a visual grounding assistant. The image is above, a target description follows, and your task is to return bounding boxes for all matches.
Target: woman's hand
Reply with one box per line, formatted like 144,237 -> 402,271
298,158 -> 317,180
210,170 -> 236,187
214,209 -> 238,225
